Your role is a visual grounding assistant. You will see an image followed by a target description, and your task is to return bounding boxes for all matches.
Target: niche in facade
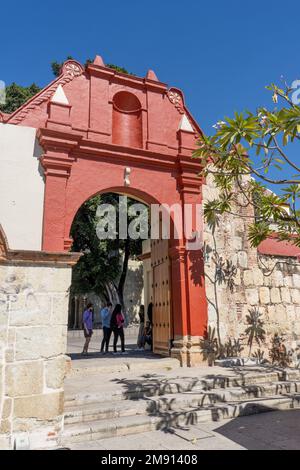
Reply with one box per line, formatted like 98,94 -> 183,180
112,91 -> 142,148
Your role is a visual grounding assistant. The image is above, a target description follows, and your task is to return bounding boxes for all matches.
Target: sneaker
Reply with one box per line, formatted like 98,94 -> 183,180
121,351 -> 127,354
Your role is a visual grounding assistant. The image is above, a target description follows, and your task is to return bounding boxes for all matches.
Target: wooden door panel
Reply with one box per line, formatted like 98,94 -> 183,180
151,239 -> 171,356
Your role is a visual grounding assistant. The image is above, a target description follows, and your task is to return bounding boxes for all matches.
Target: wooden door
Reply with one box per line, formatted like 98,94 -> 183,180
151,239 -> 171,356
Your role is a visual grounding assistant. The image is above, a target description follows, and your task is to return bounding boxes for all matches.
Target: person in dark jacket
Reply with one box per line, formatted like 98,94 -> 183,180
100,301 -> 113,353
137,305 -> 145,349
110,304 -> 126,354
147,302 -> 153,325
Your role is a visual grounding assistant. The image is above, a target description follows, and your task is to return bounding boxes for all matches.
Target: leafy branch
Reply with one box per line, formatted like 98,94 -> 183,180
194,80 -> 300,247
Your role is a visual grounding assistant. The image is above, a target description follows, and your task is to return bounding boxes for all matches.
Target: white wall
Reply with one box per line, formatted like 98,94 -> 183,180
0,123 -> 44,250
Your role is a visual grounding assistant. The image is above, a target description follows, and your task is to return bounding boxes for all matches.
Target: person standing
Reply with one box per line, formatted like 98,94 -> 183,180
82,302 -> 93,355
100,301 -> 112,353
137,305 -> 145,349
147,302 -> 153,326
141,321 -> 152,350
110,304 -> 126,354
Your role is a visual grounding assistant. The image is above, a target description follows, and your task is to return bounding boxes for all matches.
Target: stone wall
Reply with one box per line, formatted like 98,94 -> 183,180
203,174 -> 300,356
0,232 -> 79,450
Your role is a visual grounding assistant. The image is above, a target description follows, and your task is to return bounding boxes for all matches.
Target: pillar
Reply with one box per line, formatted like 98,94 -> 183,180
37,128 -> 81,252
169,145 -> 208,366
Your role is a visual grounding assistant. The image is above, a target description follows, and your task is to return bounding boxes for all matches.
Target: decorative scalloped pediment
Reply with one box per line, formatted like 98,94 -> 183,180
6,60 -> 84,125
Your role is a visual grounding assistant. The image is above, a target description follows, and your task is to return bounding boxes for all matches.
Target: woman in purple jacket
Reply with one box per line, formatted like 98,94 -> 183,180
82,303 -> 93,355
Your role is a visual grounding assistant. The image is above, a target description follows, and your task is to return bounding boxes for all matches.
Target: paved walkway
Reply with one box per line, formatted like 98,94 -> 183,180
65,332 -> 300,450
68,410 -> 300,450
66,330 -> 178,377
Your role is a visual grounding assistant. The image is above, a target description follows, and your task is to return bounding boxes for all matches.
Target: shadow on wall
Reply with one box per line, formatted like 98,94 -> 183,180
188,249 -> 205,287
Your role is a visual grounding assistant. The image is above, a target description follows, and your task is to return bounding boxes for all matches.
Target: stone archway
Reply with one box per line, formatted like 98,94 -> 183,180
5,57 -> 208,367
40,146 -> 208,367
38,116 -> 207,367
68,188 -> 176,357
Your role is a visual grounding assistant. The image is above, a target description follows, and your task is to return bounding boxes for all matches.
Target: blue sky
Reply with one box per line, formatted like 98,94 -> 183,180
1,0 -> 300,136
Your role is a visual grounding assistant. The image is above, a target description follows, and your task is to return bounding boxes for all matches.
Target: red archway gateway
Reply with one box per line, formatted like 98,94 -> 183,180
6,58 -> 208,366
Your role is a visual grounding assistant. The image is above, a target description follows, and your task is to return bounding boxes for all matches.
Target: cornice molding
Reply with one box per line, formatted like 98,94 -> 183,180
0,225 -> 81,266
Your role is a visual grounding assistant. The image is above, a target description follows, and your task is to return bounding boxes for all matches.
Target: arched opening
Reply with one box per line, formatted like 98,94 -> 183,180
66,189 -> 173,362
112,91 -> 143,148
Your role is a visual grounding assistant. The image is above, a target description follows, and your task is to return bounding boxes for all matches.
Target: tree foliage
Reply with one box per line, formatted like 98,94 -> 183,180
71,193 -> 146,308
194,82 -> 300,247
0,82 -> 41,114
106,64 -> 132,75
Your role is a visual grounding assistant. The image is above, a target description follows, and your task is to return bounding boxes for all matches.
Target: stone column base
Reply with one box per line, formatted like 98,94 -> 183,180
171,335 -> 205,367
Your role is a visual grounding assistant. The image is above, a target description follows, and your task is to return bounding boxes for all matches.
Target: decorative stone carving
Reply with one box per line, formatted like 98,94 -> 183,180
167,89 -> 184,114
62,60 -> 83,78
124,167 -> 131,187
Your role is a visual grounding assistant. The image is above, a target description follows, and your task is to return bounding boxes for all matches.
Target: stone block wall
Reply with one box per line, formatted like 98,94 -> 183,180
0,233 -> 79,450
203,174 -> 300,355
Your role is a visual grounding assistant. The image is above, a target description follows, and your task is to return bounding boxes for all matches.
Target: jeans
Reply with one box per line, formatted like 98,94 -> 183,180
112,327 -> 125,352
101,326 -> 112,352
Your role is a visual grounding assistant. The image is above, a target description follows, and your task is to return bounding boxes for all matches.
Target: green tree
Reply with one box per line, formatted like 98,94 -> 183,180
195,81 -> 300,247
0,82 -> 41,114
71,193 -> 146,313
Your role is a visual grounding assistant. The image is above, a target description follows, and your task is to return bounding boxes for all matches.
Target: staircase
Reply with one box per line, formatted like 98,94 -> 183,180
61,366 -> 300,446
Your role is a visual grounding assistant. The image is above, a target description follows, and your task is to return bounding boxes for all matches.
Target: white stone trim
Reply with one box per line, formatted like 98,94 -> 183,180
50,85 -> 69,105
178,114 -> 194,132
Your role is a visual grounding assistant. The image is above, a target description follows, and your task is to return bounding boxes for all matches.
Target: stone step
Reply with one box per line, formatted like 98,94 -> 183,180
64,381 -> 300,425
67,357 -> 180,377
62,394 -> 300,445
64,371 -> 294,408
62,414 -> 157,444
